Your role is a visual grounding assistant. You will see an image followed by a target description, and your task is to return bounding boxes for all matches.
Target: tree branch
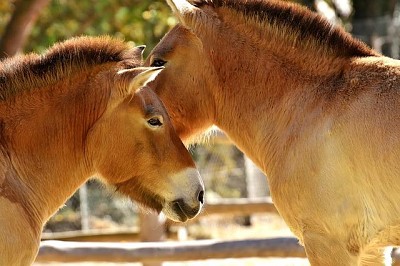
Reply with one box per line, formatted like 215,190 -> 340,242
0,0 -> 50,59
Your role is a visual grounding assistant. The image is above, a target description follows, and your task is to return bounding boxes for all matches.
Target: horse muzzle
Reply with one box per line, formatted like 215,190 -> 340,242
162,168 -> 204,222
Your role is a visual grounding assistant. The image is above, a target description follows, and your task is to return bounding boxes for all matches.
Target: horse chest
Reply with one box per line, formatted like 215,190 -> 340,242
269,152 -> 400,250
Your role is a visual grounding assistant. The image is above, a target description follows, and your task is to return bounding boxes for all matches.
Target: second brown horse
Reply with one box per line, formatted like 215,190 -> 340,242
146,0 -> 400,265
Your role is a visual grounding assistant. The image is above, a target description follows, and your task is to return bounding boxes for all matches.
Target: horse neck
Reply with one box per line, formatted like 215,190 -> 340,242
207,30 -> 350,175
0,70 -> 108,228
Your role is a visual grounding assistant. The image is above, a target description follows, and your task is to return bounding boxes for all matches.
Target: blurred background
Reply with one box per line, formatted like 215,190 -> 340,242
1,0 -> 400,265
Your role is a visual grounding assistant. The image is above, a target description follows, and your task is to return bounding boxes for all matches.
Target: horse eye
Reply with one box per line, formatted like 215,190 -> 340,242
147,117 -> 163,127
151,59 -> 167,67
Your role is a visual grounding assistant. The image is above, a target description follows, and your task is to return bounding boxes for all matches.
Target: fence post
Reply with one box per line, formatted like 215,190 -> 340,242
244,156 -> 269,224
79,183 -> 90,232
139,212 -> 166,266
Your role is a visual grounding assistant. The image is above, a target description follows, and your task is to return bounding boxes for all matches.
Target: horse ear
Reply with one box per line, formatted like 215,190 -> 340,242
166,0 -> 212,28
124,45 -> 146,62
117,67 -> 164,95
133,45 -> 146,60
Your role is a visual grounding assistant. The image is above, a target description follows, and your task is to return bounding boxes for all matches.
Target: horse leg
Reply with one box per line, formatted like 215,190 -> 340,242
303,231 -> 358,266
358,247 -> 392,266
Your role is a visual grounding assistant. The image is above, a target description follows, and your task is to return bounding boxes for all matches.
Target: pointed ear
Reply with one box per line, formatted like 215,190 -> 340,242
116,67 -> 164,96
124,45 -> 146,62
166,0 -> 207,28
133,45 -> 146,60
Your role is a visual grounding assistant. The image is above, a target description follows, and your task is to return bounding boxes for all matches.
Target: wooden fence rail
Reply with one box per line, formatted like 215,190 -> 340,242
35,239 -> 400,264
203,197 -> 277,216
41,228 -> 143,242
36,238 -> 306,263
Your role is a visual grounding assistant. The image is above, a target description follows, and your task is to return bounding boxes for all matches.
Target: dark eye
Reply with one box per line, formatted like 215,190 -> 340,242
147,117 -> 163,127
151,59 -> 167,67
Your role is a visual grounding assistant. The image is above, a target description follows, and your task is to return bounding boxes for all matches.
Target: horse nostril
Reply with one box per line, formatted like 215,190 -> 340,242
198,190 -> 204,204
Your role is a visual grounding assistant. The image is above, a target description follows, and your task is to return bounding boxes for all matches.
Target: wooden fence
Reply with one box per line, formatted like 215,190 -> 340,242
36,197 -> 300,263
35,198 -> 400,264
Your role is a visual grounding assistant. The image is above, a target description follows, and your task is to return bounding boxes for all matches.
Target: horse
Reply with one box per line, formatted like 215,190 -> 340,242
145,0 -> 400,265
0,36 -> 204,265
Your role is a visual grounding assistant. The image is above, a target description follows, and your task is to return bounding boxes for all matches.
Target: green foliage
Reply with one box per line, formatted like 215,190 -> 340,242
0,0 -> 176,55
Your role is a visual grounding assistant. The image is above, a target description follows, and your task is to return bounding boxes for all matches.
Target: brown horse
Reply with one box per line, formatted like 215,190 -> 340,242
0,36 -> 204,265
145,0 -> 400,265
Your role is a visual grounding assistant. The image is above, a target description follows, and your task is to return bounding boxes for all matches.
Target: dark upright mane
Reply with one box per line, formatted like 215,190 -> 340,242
0,36 -> 136,100
194,0 -> 377,57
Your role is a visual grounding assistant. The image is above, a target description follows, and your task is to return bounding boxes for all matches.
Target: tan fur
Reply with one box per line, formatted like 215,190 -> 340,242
0,36 -> 204,265
146,0 -> 400,265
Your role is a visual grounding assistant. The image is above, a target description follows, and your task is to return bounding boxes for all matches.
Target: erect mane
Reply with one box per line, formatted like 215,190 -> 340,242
0,36 -> 136,101
194,0 -> 377,57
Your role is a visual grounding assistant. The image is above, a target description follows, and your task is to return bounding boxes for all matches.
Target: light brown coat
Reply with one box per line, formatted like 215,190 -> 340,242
0,36 -> 204,265
146,0 -> 400,264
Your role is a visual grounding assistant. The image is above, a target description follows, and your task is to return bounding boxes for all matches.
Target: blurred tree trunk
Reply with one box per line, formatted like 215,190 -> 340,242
0,0 -> 50,59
